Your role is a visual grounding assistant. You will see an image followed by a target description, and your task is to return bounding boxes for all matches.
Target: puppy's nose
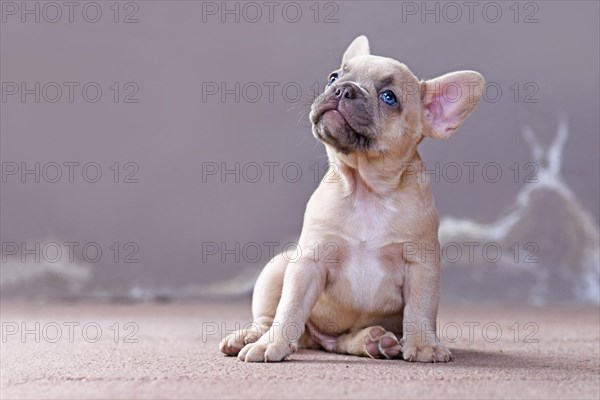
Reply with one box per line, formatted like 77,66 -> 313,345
334,84 -> 356,100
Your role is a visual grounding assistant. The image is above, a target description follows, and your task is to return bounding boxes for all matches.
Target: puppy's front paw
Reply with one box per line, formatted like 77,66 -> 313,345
219,325 -> 267,356
238,337 -> 297,363
401,337 -> 452,363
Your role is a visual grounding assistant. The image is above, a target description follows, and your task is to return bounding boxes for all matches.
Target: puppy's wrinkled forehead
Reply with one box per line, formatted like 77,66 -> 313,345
340,55 -> 419,93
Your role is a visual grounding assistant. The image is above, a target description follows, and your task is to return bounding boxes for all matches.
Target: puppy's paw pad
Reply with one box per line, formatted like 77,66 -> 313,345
378,333 -> 402,358
364,326 -> 402,359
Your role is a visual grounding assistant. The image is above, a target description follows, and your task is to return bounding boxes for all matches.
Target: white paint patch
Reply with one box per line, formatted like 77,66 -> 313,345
440,116 -> 600,304
1,238 -> 92,292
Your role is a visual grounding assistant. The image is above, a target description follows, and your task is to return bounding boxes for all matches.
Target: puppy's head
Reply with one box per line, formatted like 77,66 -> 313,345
310,36 -> 485,157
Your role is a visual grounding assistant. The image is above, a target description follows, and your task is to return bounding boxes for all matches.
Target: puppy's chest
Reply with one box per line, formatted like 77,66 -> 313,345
325,236 -> 405,313
325,243 -> 405,313
324,200 -> 406,312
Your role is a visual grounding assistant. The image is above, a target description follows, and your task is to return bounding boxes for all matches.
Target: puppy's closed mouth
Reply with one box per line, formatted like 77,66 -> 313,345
312,108 -> 372,154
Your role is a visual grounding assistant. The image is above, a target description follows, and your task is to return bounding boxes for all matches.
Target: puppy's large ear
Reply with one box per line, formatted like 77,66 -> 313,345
342,35 -> 370,64
421,71 -> 484,139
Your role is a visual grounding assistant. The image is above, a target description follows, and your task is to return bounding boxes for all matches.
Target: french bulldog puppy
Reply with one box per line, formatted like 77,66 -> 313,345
220,36 -> 484,362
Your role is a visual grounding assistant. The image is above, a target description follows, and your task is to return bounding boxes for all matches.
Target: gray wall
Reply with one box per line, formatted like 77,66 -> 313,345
1,1 -> 598,304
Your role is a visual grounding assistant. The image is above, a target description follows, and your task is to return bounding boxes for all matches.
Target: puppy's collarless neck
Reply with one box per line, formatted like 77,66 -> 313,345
328,151 -> 424,197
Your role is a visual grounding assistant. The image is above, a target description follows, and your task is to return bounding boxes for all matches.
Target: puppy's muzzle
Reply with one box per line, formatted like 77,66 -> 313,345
310,82 -> 374,154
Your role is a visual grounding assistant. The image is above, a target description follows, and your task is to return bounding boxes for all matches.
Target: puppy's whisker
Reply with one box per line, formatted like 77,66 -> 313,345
295,135 -> 310,147
296,110 -> 309,123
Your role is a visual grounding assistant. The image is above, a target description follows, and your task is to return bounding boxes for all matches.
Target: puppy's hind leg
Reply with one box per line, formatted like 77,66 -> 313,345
306,322 -> 402,359
219,251 -> 288,356
336,326 -> 402,359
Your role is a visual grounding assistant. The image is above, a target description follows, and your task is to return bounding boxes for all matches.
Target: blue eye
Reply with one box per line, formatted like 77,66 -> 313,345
379,90 -> 397,106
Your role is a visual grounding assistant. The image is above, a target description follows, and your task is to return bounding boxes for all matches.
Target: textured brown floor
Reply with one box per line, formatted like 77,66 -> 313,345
1,301 -> 599,399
